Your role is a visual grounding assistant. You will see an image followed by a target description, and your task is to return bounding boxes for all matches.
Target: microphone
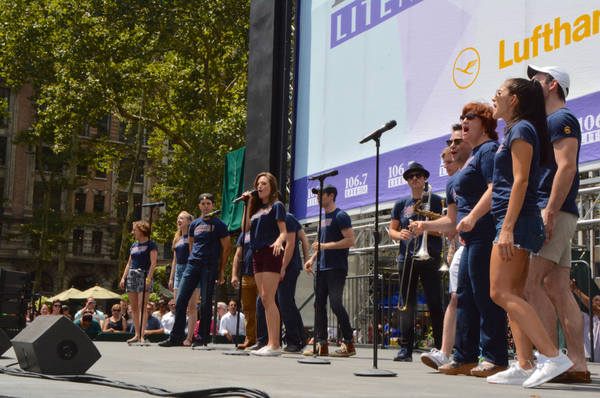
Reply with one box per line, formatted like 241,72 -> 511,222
202,210 -> 221,219
359,120 -> 397,144
141,202 -> 165,208
308,170 -> 338,181
232,189 -> 258,204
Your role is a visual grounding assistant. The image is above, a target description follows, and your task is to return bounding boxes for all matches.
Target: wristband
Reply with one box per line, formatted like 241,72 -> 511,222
145,278 -> 151,282
278,236 -> 284,242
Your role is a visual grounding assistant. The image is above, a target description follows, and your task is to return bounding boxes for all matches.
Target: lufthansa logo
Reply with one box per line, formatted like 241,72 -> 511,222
453,48 -> 481,89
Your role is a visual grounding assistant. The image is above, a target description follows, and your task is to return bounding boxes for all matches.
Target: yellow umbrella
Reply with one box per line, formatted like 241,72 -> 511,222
47,287 -> 82,302
70,284 -> 121,300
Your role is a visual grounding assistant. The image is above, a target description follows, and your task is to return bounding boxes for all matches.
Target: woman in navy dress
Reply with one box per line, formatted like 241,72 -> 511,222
488,78 -> 572,387
241,172 -> 291,356
119,220 -> 158,344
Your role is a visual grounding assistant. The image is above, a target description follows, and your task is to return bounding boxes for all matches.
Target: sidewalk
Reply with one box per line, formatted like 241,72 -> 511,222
1,343 -> 599,397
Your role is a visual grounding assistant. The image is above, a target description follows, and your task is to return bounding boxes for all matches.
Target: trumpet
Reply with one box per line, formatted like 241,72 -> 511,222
439,205 -> 450,272
398,183 -> 441,311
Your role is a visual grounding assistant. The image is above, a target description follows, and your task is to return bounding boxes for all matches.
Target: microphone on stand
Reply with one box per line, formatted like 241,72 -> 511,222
202,210 -> 222,219
141,202 -> 165,208
232,190 -> 258,204
359,120 -> 397,144
308,170 -> 339,181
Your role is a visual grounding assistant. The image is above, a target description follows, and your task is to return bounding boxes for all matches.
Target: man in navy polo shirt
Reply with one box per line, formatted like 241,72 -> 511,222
389,162 -> 444,362
303,184 -> 356,357
524,65 -> 589,382
160,193 -> 230,347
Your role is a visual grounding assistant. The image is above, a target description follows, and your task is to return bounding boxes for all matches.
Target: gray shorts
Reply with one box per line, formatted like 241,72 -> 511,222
536,209 -> 578,267
126,268 -> 153,293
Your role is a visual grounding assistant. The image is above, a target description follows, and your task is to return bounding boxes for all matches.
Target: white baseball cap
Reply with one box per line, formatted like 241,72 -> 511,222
527,65 -> 570,98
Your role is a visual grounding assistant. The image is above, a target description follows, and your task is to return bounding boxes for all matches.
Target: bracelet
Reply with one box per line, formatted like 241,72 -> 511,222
145,278 -> 151,282
278,236 -> 284,242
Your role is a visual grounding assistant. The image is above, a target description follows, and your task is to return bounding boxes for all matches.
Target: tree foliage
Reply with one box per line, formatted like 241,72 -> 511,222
0,0 -> 249,284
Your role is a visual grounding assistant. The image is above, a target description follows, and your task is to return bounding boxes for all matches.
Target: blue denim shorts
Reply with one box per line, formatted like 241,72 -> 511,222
493,214 -> 545,254
173,264 -> 201,290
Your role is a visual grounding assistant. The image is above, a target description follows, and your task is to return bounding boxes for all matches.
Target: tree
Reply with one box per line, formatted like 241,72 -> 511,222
0,0 -> 249,284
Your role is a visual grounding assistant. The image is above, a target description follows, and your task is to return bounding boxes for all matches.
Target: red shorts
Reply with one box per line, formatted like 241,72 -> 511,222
252,247 -> 283,274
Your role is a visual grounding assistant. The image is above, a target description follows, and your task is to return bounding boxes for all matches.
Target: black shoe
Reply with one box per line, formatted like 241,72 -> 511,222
282,345 -> 303,354
393,348 -> 412,362
158,338 -> 183,347
191,340 -> 205,348
245,343 -> 265,352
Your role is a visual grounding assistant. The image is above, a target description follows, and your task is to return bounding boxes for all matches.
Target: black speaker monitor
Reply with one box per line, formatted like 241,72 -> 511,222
0,328 -> 11,357
11,316 -> 101,375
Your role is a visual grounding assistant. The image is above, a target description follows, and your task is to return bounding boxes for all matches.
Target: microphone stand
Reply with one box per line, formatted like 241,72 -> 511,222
224,197 -> 251,356
355,133 -> 396,377
130,203 -> 161,347
298,176 -> 331,365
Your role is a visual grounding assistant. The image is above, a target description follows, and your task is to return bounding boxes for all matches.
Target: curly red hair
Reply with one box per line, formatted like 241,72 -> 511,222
462,101 -> 498,140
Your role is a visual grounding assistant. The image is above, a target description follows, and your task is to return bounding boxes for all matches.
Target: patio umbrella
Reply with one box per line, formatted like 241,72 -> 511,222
70,284 -> 122,300
47,287 -> 82,302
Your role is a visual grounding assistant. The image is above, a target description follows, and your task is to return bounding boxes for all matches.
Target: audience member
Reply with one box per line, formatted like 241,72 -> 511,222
571,281 -> 600,363
39,304 -> 49,316
74,297 -> 106,322
219,299 -> 246,342
61,305 -> 72,320
103,304 -> 127,332
75,313 -> 102,338
153,300 -> 169,320
161,299 -> 188,335
50,299 -> 62,315
136,303 -> 164,337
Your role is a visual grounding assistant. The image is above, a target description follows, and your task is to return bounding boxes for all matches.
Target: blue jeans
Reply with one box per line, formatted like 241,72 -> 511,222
171,263 -> 216,343
315,269 -> 353,343
453,234 -> 508,365
399,257 -> 444,354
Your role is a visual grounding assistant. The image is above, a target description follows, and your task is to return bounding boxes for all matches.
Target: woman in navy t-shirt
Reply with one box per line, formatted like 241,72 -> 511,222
167,211 -> 197,346
241,172 -> 290,356
119,220 -> 158,344
488,78 -> 572,387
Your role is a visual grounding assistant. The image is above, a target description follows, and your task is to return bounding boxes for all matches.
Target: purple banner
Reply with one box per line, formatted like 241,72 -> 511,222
330,0 -> 424,49
290,90 -> 600,221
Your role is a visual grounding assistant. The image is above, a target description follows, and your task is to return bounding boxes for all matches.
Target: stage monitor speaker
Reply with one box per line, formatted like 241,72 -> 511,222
0,328 -> 11,357
11,316 -> 101,375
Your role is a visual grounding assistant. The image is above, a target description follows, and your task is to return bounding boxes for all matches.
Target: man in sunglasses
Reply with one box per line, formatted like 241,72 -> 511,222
389,162 -> 444,362
523,65 -> 589,383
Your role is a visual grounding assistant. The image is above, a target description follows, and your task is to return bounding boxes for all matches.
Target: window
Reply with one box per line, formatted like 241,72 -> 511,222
118,120 -> 135,143
96,115 -> 111,137
118,158 -> 144,185
93,194 -> 104,213
33,182 -> 61,211
35,146 -> 62,173
0,178 -> 4,206
0,136 -> 7,166
74,192 -> 86,214
95,168 -> 107,179
0,87 -> 9,128
72,229 -> 84,253
79,125 -> 90,137
163,242 -> 174,260
76,163 -> 87,176
117,192 -> 143,221
91,231 -> 102,254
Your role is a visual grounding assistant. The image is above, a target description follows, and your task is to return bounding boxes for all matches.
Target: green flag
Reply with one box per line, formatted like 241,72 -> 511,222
221,147 -> 245,232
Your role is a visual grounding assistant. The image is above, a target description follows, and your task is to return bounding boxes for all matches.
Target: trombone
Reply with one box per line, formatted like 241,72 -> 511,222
397,183 -> 440,311
439,205 -> 450,272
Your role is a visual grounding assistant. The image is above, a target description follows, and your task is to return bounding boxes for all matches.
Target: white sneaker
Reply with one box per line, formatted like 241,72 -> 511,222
251,346 -> 282,357
420,349 -> 449,370
487,362 -> 534,385
522,351 -> 573,388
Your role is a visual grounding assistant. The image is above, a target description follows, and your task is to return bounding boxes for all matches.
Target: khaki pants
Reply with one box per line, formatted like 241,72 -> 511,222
241,275 -> 259,344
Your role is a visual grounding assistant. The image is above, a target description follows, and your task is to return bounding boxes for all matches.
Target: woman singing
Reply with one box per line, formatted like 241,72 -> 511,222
415,102 -> 508,376
168,211 -> 197,346
242,172 -> 291,356
488,78 -> 572,388
120,220 -> 158,344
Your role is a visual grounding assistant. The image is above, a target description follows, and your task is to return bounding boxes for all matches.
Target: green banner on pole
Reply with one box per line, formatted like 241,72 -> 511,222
221,147 -> 245,232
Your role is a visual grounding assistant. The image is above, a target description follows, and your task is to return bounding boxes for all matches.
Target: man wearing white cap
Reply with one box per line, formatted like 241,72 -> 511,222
522,65 -> 589,383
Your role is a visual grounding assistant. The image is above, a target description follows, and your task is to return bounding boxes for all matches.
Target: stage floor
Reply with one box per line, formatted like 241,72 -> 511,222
1,342 -> 599,397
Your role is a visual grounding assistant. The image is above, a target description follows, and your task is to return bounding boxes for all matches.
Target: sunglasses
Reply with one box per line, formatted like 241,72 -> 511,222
168,304 -> 175,307
459,113 -> 477,121
53,304 -> 62,307
406,173 -> 423,180
445,139 -> 463,147
112,309 -> 120,312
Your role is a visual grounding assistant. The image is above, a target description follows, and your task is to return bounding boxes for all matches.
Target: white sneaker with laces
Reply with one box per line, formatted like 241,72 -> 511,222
420,349 -> 449,370
251,346 -> 282,357
522,351 -> 573,388
487,362 -> 534,385
250,345 -> 269,356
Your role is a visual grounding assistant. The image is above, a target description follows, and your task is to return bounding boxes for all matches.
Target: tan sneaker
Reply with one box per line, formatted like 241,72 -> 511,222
330,342 -> 356,357
302,342 -> 329,356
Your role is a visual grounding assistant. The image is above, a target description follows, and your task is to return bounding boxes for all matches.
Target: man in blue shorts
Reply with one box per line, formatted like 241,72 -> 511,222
523,65 -> 589,383
389,162 -> 444,362
303,184 -> 356,357
160,193 -> 230,347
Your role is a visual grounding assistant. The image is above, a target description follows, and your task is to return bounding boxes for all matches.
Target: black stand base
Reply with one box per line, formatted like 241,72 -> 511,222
192,345 -> 213,351
297,357 -> 331,365
128,342 -> 151,347
222,348 -> 250,356
354,368 -> 397,377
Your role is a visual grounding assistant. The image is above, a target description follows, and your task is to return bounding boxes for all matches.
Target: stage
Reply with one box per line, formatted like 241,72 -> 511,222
1,343 -> 599,397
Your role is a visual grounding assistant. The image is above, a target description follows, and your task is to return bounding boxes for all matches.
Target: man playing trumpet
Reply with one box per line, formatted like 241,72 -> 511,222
389,162 -> 445,362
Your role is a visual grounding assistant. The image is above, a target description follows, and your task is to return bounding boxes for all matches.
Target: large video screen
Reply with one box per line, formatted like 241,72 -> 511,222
290,0 -> 600,220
